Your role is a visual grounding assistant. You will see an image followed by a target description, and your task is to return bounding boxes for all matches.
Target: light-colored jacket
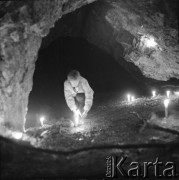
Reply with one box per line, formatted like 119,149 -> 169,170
64,76 -> 94,112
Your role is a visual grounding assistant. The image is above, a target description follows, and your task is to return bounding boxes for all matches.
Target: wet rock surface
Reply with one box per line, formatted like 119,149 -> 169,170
1,95 -> 179,178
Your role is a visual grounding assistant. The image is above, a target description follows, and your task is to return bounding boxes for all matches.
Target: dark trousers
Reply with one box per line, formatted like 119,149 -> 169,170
75,93 -> 85,113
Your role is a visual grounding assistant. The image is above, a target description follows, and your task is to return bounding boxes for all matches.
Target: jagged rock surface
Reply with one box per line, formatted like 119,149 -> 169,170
84,0 -> 179,81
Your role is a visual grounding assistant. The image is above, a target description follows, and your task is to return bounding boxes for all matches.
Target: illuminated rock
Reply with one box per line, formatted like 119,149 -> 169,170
83,0 -> 179,81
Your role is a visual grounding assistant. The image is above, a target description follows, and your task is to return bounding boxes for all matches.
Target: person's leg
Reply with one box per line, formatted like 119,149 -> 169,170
75,93 -> 85,113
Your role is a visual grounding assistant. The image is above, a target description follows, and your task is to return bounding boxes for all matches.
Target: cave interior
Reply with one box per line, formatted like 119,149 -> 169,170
0,0 -> 179,178
27,2 -> 179,128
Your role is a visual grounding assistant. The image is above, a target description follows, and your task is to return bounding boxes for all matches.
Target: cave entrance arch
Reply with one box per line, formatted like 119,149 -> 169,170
25,3 -> 149,129
0,0 -> 147,132
26,36 -> 145,129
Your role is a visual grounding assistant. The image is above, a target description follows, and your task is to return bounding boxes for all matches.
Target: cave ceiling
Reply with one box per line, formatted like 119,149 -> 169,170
1,0 -> 178,82
42,0 -> 179,82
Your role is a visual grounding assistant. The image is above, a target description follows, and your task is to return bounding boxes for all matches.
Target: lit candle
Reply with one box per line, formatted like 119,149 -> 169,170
174,91 -> 179,96
131,96 -> 135,102
40,116 -> 45,127
74,109 -> 81,126
163,99 -> 170,118
152,90 -> 156,98
166,90 -> 170,98
127,94 -> 131,102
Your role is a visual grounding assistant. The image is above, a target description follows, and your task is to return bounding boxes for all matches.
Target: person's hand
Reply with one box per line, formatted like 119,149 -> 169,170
72,107 -> 82,117
82,110 -> 88,119
72,107 -> 77,114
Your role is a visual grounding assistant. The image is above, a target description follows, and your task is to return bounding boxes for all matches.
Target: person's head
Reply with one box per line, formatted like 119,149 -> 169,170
67,70 -> 80,87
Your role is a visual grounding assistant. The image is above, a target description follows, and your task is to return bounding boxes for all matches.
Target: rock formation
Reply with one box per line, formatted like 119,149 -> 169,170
84,0 -> 179,81
41,0 -> 179,81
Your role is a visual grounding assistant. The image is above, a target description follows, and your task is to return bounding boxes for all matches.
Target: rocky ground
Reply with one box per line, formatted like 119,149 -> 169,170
1,94 -> 179,178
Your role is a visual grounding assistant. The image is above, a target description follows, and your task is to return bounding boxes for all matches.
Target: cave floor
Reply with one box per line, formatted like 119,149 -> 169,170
27,94 -> 179,151
1,94 -> 179,178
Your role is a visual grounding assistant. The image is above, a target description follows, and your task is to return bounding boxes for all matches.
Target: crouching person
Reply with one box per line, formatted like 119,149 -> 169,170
64,70 -> 94,121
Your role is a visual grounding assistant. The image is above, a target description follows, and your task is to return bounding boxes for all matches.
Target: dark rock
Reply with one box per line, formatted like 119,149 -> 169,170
83,0 -> 179,81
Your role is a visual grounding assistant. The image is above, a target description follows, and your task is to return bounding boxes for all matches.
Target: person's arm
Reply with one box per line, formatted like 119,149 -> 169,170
64,81 -> 76,112
82,79 -> 94,112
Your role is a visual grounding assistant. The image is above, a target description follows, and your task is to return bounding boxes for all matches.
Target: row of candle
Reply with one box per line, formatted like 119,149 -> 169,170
127,90 -> 173,103
40,90 -> 177,127
39,109 -> 82,127
127,94 -> 135,102
126,90 -> 177,119
152,90 -> 171,98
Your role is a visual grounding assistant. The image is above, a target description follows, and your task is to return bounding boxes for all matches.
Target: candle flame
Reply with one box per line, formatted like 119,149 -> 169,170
131,96 -> 135,102
152,90 -> 156,97
40,116 -> 45,127
164,99 -> 170,108
127,94 -> 131,102
166,90 -> 170,98
174,91 -> 179,96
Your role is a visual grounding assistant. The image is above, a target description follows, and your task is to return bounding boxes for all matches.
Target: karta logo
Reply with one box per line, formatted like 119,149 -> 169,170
106,156 -> 178,178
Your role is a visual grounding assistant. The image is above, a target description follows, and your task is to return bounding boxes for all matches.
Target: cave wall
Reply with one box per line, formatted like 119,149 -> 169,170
0,0 -> 178,131
41,0 -> 179,83
83,0 -> 179,81
0,0 -> 96,131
